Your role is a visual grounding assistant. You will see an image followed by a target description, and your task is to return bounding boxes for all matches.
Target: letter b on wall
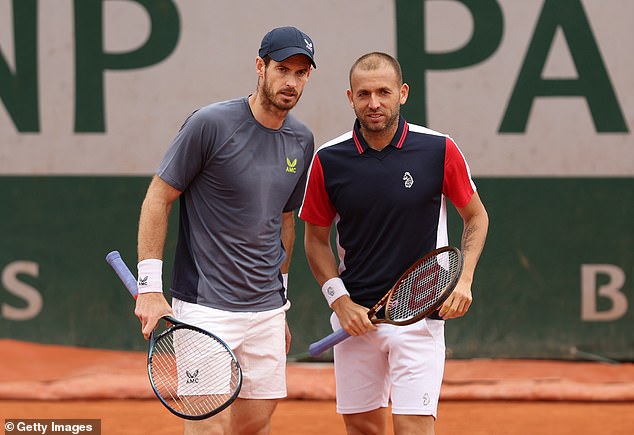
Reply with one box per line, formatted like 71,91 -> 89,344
581,264 -> 627,321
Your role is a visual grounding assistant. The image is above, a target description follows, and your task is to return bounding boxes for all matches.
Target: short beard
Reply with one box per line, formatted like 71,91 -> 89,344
261,72 -> 300,113
356,107 -> 400,134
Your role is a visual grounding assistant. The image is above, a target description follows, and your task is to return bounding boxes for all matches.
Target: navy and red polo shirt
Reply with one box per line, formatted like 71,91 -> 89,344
299,116 -> 476,316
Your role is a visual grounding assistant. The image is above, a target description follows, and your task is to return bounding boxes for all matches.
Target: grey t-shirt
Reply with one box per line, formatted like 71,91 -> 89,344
157,96 -> 314,311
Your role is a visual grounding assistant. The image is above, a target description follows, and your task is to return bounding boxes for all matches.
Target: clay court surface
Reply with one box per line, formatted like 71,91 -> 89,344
2,340 -> 634,434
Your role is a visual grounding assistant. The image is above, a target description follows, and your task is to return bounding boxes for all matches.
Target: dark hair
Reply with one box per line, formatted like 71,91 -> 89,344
349,52 -> 403,86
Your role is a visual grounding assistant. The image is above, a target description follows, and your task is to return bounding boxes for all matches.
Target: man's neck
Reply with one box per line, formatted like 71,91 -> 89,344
361,126 -> 398,151
248,93 -> 288,130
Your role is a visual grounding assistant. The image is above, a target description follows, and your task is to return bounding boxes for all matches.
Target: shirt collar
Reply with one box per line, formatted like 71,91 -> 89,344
352,115 -> 409,154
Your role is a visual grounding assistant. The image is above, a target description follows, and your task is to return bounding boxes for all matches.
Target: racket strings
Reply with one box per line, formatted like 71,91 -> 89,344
150,328 -> 240,417
386,251 -> 460,322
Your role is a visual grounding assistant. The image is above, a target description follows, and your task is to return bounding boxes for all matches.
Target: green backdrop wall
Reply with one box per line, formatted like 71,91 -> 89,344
1,176 -> 632,361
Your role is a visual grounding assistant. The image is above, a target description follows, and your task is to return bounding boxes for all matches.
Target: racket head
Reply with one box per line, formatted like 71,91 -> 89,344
384,246 -> 463,325
148,317 -> 242,420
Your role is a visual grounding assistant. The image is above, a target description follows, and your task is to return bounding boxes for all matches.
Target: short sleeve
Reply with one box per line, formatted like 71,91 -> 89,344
442,137 -> 476,208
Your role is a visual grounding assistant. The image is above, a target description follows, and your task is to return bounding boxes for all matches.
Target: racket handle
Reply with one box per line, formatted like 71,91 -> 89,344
308,328 -> 351,357
106,250 -> 138,299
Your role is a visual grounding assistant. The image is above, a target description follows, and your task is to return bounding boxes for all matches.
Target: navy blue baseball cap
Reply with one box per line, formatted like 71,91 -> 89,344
259,26 -> 316,68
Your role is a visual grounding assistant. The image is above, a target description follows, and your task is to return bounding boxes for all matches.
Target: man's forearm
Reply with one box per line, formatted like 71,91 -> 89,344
460,212 -> 488,281
281,211 -> 296,274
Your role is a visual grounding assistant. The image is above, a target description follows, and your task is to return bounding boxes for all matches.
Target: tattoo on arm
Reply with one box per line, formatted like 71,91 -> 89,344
462,224 -> 477,253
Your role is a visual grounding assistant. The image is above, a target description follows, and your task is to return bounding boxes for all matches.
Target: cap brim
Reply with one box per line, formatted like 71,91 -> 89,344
268,47 -> 316,68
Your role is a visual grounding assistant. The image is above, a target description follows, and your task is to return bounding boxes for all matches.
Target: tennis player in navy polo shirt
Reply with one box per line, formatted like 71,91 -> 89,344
300,52 -> 489,435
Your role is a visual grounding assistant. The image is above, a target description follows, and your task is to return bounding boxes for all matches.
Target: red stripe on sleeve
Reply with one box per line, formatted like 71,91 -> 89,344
299,154 -> 337,226
442,137 -> 475,208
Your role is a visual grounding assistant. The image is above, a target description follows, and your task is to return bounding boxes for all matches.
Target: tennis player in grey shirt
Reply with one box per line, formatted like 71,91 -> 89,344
134,26 -> 316,435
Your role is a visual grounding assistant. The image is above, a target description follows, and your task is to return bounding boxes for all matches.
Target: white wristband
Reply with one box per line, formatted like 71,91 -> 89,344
282,273 -> 289,299
321,277 -> 349,307
137,259 -> 163,294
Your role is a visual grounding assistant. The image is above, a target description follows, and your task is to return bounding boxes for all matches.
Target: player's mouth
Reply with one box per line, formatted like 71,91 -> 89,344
366,112 -> 384,121
280,89 -> 298,98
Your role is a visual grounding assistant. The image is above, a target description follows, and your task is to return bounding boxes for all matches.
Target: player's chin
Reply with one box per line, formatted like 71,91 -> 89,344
362,117 -> 387,130
277,94 -> 300,108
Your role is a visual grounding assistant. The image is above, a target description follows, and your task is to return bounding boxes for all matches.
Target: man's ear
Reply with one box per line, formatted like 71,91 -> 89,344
400,83 -> 410,105
255,56 -> 266,79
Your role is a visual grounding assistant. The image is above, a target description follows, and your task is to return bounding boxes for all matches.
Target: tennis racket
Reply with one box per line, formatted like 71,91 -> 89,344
309,246 -> 463,357
105,250 -> 242,420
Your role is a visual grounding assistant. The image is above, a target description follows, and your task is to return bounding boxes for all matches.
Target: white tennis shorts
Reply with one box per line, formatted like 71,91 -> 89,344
331,313 -> 446,417
172,298 -> 289,399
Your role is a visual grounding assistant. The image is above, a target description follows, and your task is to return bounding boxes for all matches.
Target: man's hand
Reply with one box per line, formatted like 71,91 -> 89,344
331,295 -> 377,336
134,293 -> 173,339
438,277 -> 473,319
285,321 -> 292,354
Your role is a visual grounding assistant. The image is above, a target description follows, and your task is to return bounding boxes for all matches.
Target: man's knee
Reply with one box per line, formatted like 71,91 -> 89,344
183,411 -> 230,435
343,409 -> 387,435
393,414 -> 435,435
231,398 -> 278,435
